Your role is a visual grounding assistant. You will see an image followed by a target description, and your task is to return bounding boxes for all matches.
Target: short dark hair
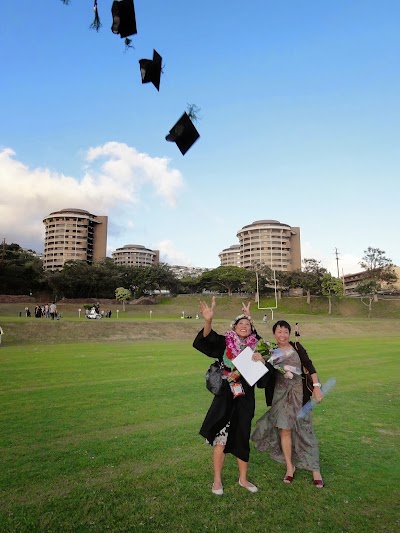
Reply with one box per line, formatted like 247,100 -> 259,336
272,320 -> 291,334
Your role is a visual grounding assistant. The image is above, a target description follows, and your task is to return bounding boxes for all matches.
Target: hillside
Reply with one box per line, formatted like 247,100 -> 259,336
0,295 -> 399,346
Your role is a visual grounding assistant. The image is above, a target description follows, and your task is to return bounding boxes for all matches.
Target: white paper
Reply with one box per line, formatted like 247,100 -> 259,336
231,346 -> 269,387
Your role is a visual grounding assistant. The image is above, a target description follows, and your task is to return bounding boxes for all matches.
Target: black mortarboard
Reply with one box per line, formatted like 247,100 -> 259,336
165,112 -> 200,155
111,0 -> 137,38
139,50 -> 162,91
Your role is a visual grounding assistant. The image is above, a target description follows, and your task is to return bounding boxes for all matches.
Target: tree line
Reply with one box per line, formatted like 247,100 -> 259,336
0,244 -> 397,313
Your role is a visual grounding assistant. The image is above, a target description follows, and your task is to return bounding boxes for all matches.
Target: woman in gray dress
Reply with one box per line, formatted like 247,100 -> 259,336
252,320 -> 325,488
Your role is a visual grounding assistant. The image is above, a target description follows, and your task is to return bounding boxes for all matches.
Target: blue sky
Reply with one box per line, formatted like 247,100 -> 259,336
1,0 -> 399,274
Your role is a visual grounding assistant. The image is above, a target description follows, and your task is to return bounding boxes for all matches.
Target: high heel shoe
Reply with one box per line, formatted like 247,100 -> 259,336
283,466 -> 296,484
313,479 -> 324,489
238,479 -> 258,493
211,482 -> 223,495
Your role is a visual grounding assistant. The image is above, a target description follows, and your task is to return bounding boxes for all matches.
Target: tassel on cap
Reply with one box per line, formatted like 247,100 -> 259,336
90,0 -> 102,31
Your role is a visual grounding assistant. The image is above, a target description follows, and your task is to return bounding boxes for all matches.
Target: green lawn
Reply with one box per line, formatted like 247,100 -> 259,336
1,337 -> 399,532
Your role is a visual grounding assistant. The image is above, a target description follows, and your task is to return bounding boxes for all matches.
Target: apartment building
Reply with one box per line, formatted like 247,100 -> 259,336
235,219 -> 301,271
343,266 -> 400,294
112,244 -> 159,267
42,208 -> 108,270
218,245 -> 241,267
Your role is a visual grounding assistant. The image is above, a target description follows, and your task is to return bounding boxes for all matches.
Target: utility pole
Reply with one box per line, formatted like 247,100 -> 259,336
334,247 -> 340,278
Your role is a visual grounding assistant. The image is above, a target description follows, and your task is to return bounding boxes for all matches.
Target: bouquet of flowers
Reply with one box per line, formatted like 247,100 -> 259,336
256,339 -> 301,379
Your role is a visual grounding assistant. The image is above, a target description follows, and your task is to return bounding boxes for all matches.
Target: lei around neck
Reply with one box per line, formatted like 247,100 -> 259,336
223,330 -> 258,369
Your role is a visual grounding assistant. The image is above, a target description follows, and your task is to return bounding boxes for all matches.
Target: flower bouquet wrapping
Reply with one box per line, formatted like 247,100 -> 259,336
256,339 -> 301,379
296,377 -> 337,419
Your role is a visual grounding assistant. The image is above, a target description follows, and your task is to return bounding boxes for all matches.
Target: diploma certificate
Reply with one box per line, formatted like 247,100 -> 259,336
231,346 -> 269,387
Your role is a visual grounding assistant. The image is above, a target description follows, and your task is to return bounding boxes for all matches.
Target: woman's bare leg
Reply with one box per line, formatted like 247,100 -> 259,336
213,445 -> 225,489
237,457 -> 249,485
237,457 -> 258,491
280,429 -> 295,476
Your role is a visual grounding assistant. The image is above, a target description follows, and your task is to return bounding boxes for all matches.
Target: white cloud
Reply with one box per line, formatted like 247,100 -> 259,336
0,144 -> 183,252
85,142 -> 183,208
156,239 -> 193,267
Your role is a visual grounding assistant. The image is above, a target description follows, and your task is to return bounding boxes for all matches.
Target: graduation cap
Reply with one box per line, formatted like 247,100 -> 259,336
111,0 -> 137,38
165,112 -> 200,155
139,50 -> 162,91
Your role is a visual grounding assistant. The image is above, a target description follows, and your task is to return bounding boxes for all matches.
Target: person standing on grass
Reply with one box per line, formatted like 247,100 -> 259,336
251,320 -> 324,488
295,322 -> 300,337
193,297 -> 273,496
49,302 -> 57,320
0,325 -> 3,346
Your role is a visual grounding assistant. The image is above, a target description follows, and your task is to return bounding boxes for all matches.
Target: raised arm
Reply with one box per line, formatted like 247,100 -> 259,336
241,301 -> 251,316
198,296 -> 216,337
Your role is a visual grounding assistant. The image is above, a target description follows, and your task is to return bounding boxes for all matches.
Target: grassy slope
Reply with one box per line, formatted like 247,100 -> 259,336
0,295 -> 399,346
2,294 -> 400,320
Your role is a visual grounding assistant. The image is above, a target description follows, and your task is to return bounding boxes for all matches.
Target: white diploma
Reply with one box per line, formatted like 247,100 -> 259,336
231,346 -> 269,387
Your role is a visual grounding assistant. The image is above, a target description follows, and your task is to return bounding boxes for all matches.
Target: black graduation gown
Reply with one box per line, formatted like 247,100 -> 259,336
193,328 -> 273,463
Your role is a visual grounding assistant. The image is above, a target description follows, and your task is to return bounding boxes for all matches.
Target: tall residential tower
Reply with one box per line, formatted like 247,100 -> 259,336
235,219 -> 301,271
43,208 -> 108,270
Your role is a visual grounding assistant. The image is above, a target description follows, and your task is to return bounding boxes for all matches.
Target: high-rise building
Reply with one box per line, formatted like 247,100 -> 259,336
112,244 -> 159,267
235,219 -> 301,271
218,244 -> 241,267
43,208 -> 108,270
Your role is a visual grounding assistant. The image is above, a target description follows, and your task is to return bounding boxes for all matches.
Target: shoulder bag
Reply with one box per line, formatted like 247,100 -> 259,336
205,360 -> 224,395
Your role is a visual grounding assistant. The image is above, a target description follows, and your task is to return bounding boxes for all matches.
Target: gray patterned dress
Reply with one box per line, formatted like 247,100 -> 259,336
252,346 -> 320,471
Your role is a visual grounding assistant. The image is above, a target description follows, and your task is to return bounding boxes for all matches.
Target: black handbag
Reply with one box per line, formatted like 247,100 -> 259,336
206,361 -> 224,395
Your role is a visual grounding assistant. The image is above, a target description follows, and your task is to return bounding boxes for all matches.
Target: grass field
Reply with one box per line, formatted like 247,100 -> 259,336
1,315 -> 399,533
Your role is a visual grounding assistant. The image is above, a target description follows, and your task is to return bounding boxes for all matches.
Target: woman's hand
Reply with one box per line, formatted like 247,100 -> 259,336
242,301 -> 251,316
312,387 -> 324,404
252,352 -> 265,365
199,296 -> 216,323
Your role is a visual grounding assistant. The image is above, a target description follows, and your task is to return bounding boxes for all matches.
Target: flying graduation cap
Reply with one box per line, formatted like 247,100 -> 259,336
165,112 -> 200,155
111,0 -> 137,38
139,50 -> 162,91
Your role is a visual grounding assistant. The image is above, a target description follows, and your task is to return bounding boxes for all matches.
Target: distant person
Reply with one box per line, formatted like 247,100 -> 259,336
49,302 -> 57,320
0,325 -> 3,346
262,314 -> 268,323
295,323 -> 300,338
108,310 -> 112,318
